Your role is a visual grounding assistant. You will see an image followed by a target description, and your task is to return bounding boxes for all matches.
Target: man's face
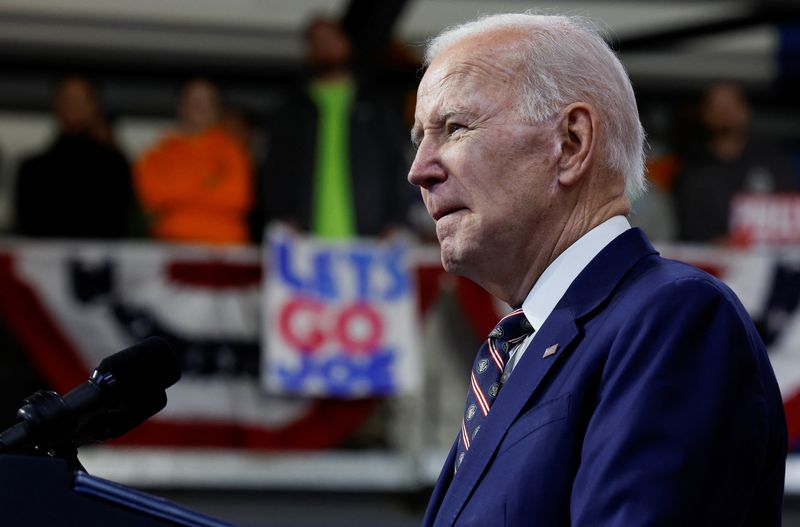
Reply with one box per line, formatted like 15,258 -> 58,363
306,21 -> 352,75
54,78 -> 98,134
179,80 -> 220,134
702,82 -> 750,136
408,35 -> 558,283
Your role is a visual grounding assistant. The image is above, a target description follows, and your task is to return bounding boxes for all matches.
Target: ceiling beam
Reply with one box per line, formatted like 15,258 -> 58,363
616,2 -> 800,51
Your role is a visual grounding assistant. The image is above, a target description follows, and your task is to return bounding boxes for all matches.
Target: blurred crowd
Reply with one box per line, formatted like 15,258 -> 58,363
11,18 -> 418,246
7,18 -> 800,248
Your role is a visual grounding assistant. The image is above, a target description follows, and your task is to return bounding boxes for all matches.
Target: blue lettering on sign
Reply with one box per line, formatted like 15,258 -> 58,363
273,240 -> 337,299
313,251 -> 337,300
348,250 -> 373,301
382,245 -> 410,300
276,349 -> 397,396
273,239 -> 305,291
273,237 -> 411,301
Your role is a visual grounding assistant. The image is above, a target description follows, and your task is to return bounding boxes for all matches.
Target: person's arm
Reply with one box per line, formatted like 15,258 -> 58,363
135,133 -> 251,213
184,134 -> 252,213
571,277 -> 786,526
133,140 -> 174,213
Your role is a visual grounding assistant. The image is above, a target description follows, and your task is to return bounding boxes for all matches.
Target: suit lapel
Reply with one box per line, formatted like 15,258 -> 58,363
432,228 -> 658,526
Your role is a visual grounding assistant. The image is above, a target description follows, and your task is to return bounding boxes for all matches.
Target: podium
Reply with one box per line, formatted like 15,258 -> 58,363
0,455 -> 234,526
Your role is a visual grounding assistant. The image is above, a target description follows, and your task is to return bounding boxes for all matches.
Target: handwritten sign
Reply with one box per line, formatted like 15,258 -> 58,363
262,226 -> 420,398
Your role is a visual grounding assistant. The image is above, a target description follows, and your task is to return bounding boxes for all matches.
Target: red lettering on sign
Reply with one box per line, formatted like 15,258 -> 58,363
335,303 -> 383,355
278,298 -> 325,353
278,300 -> 384,355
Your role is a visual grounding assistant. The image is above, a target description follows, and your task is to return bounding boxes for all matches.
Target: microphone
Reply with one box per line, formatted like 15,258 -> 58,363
0,337 -> 181,454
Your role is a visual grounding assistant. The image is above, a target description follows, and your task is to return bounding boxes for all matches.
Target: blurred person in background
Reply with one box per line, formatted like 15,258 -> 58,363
673,80 -> 796,243
135,78 -> 252,245
251,17 -> 413,241
15,75 -> 134,239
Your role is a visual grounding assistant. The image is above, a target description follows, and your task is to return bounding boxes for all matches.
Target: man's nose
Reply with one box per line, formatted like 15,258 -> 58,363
408,141 -> 446,190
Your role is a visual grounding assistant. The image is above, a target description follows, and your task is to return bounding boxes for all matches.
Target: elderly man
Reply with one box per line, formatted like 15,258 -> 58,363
409,13 -> 786,526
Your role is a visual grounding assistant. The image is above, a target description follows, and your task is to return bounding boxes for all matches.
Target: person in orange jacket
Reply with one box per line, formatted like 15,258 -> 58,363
135,79 -> 252,245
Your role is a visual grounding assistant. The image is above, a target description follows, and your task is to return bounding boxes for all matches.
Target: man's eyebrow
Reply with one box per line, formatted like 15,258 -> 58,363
410,106 -> 470,148
441,107 -> 468,121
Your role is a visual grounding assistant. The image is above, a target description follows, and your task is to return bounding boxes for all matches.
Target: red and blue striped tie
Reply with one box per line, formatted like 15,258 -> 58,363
455,309 -> 533,472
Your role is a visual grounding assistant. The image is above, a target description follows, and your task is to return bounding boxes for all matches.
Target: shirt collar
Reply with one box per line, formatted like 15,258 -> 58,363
521,216 -> 631,331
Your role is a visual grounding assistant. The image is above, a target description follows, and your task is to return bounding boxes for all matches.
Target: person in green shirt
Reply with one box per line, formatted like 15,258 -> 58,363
254,17 -> 415,242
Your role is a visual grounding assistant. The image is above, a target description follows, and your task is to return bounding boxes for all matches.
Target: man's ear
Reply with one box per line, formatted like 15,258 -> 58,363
556,103 -> 596,187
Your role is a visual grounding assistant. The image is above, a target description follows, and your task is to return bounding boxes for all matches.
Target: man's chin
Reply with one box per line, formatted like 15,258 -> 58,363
437,225 -> 478,274
439,241 -> 467,276
440,256 -> 458,274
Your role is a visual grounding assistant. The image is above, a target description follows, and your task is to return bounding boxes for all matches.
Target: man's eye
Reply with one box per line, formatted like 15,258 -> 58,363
446,122 -> 465,135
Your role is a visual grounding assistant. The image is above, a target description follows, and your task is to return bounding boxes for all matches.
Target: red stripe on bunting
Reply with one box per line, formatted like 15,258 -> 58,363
107,398 -> 378,450
455,277 -> 500,340
783,388 -> 800,447
415,265 -> 447,317
167,261 -> 262,289
0,252 -> 89,390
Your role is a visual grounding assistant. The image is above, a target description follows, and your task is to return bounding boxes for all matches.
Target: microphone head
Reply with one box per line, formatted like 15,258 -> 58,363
95,337 -> 182,393
77,389 -> 168,444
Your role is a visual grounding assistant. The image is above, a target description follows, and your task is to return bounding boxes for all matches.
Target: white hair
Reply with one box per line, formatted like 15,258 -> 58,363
425,12 -> 646,199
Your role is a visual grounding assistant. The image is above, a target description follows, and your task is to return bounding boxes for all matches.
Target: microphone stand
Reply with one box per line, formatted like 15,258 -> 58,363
0,389 -> 88,472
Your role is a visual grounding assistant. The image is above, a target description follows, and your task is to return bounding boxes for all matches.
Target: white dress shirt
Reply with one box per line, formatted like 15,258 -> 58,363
501,216 -> 631,383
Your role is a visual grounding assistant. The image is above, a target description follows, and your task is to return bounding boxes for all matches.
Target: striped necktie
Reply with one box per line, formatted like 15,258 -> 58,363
455,308 -> 533,472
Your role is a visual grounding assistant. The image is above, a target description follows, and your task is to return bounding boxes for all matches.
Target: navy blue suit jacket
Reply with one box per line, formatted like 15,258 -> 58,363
424,228 -> 786,526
